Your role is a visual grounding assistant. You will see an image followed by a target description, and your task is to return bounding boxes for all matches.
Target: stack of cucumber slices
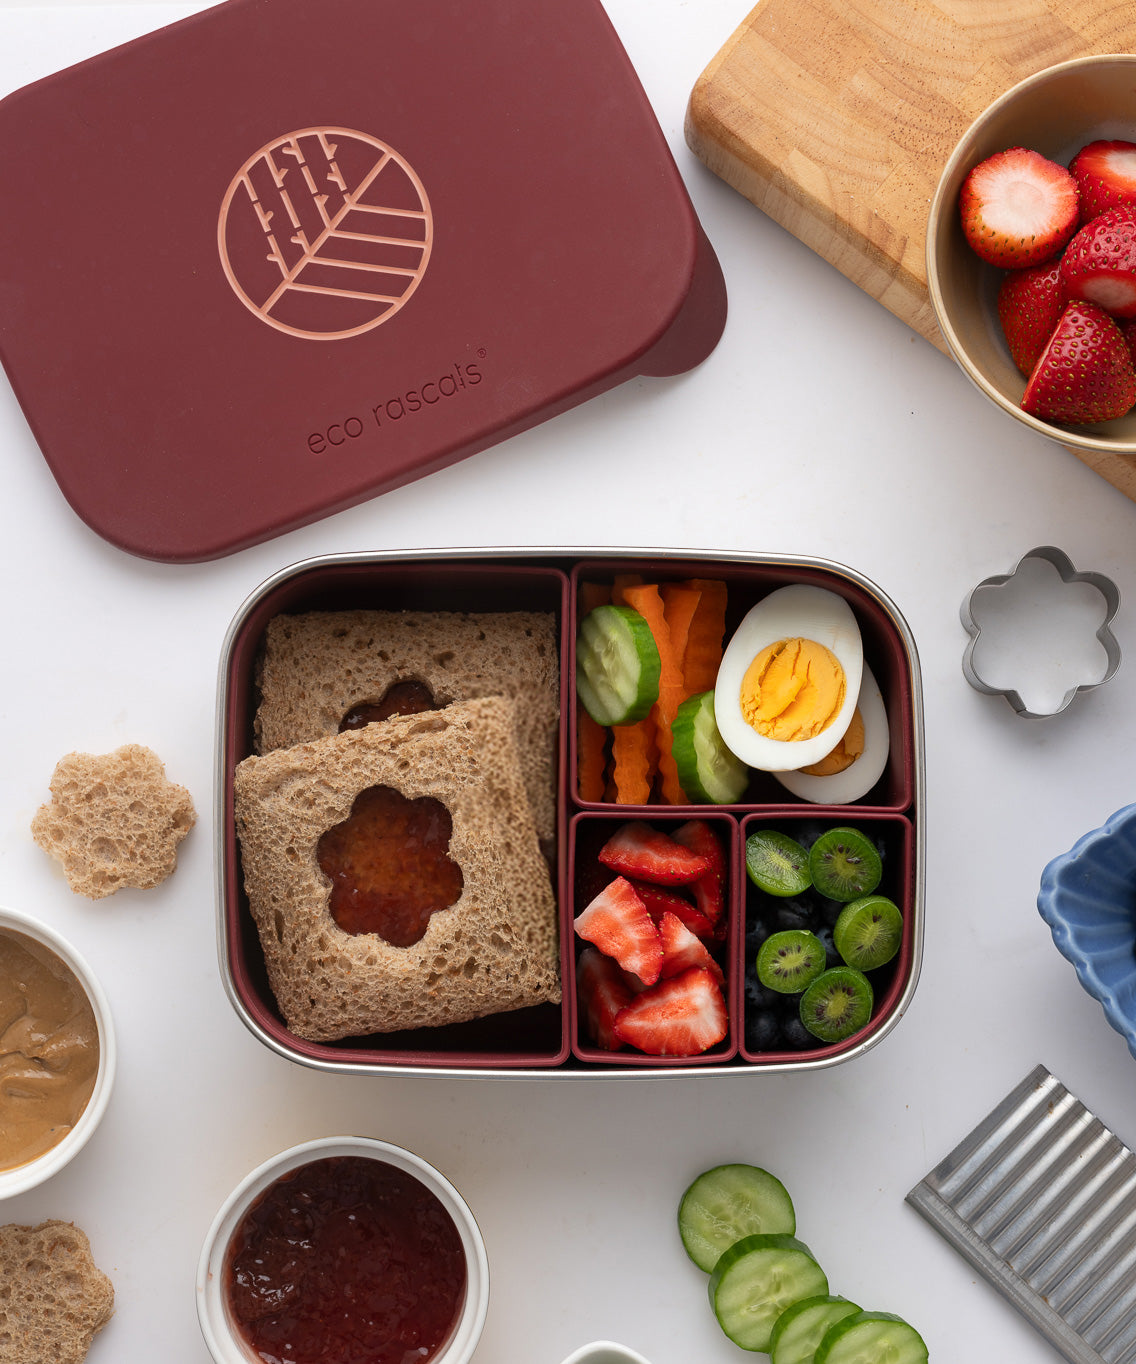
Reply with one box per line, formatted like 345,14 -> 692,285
743,826 -> 902,1050
678,1164 -> 927,1361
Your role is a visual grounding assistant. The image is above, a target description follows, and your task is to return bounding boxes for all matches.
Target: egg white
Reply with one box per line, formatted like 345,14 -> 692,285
713,584 -> 864,772
772,663 -> 890,803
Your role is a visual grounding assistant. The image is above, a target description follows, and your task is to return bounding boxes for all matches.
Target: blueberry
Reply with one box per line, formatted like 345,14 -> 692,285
815,924 -> 843,969
779,1013 -> 820,1051
745,1009 -> 783,1052
744,973 -> 783,1012
773,898 -> 813,932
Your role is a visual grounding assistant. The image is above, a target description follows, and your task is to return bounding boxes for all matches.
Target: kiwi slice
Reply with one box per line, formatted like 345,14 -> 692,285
834,895 -> 902,971
807,828 -> 882,902
799,967 -> 873,1042
756,930 -> 826,994
746,831 -> 812,896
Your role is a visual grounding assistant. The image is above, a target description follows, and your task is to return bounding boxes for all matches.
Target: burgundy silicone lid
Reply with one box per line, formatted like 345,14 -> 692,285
0,0 -> 726,562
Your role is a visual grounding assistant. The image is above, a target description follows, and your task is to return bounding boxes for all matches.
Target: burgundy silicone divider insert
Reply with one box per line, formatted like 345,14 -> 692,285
568,558 -> 915,813
222,558 -> 573,1069
568,811 -> 739,1066
736,809 -> 915,1064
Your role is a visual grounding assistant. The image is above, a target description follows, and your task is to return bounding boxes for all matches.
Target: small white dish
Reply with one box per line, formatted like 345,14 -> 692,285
559,1343 -> 654,1364
0,905 -> 116,1199
197,1135 -> 489,1364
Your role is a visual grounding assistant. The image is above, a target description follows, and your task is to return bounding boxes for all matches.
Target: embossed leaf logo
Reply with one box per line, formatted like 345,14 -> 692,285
218,127 -> 433,340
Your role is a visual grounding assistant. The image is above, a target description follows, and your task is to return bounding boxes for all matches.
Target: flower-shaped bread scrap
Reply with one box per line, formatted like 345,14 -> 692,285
0,1219 -> 113,1364
31,744 -> 196,899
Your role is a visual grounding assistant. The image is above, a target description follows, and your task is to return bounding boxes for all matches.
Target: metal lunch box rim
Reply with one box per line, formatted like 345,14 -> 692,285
213,545 -> 927,1079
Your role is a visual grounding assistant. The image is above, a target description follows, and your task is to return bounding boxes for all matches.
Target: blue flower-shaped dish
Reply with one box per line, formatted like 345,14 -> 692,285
1038,803 -> 1136,1060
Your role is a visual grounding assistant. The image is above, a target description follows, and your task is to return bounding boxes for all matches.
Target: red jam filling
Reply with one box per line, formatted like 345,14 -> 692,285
225,1155 -> 467,1364
339,680 -> 438,731
316,785 -> 463,946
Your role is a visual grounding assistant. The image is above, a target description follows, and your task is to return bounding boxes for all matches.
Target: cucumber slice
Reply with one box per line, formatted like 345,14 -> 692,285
814,1310 -> 928,1364
672,691 -> 750,803
770,1295 -> 861,1364
708,1233 -> 829,1352
678,1163 -> 796,1272
575,605 -> 661,727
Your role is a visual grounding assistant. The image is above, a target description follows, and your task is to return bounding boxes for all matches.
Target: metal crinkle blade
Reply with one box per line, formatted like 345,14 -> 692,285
908,1065 -> 1136,1363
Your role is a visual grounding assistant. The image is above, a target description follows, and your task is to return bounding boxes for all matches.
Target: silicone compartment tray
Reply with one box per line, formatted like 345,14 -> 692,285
216,549 -> 925,1077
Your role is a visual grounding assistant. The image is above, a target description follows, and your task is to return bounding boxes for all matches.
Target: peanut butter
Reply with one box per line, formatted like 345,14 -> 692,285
0,929 -> 99,1171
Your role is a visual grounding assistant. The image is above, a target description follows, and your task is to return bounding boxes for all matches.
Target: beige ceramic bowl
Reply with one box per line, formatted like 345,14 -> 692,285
927,54 -> 1136,455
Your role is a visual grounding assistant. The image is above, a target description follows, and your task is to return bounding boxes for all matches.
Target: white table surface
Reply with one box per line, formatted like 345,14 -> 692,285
2,3 -> 1136,1362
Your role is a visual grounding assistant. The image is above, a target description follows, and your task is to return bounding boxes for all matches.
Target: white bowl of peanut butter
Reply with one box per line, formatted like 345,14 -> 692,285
0,906 -> 115,1198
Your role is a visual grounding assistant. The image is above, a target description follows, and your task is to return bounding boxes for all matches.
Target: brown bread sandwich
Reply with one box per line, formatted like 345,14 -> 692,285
234,696 -> 560,1041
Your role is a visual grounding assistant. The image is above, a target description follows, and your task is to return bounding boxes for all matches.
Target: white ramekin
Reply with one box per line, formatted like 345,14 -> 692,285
197,1135 -> 490,1364
559,1344 -> 654,1364
0,905 -> 116,1199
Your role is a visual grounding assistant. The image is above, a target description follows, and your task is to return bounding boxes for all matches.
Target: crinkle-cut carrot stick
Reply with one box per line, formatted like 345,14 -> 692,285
620,583 -> 693,805
662,583 -> 702,681
611,574 -> 643,606
578,580 -> 611,615
577,707 -> 609,802
611,716 -> 655,804
680,578 -> 729,694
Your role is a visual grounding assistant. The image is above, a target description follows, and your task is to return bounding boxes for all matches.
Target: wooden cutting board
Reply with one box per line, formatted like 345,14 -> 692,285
685,0 -> 1136,500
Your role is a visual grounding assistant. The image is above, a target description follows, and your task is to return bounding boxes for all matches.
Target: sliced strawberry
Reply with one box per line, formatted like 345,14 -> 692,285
612,966 -> 728,1057
597,821 -> 710,885
628,878 -> 717,940
576,946 -> 635,1049
1060,207 -> 1136,317
959,147 -> 1079,268
574,876 -> 663,984
1070,139 -> 1136,222
672,820 -> 727,926
1022,300 -> 1136,424
657,912 -> 725,986
997,260 -> 1066,375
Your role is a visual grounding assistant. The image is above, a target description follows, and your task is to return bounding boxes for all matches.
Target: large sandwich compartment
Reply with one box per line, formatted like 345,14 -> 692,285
216,549 -> 924,1078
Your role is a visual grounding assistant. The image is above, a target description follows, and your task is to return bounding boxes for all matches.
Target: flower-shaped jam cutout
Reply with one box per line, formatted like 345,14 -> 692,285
961,546 -> 1120,717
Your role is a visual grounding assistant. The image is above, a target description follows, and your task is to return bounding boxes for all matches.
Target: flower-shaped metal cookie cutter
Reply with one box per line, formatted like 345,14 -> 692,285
960,545 -> 1121,718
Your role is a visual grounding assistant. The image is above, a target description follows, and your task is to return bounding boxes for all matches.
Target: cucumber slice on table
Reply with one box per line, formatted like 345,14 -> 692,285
814,1310 -> 929,1364
672,690 -> 749,803
678,1163 -> 796,1272
708,1233 -> 829,1352
770,1295 -> 861,1364
575,605 -> 660,727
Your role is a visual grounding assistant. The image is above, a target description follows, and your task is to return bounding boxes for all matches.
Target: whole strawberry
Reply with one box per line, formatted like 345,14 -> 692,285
1070,139 -> 1136,222
959,147 -> 1079,268
1022,300 -> 1136,424
997,260 -> 1066,375
1061,207 -> 1136,317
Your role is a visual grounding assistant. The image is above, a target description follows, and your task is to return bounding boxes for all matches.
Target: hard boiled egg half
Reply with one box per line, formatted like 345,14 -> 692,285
714,585 -> 863,773
772,662 -> 890,804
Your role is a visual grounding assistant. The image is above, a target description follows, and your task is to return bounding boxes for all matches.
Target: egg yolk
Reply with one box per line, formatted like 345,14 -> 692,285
739,638 -> 846,742
800,707 -> 865,775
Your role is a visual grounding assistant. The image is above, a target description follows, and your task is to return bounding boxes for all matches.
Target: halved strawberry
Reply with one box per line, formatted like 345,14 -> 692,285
574,876 -> 663,984
1070,139 -> 1136,222
576,946 -> 635,1049
673,820 -> 727,927
657,912 -> 725,986
1022,300 -> 1136,424
597,821 -> 710,885
627,879 -> 714,939
1060,207 -> 1136,317
612,966 -> 728,1057
997,260 -> 1066,375
959,147 -> 1079,268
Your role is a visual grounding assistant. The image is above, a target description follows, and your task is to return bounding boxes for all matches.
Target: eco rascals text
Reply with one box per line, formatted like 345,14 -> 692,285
306,361 -> 483,454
